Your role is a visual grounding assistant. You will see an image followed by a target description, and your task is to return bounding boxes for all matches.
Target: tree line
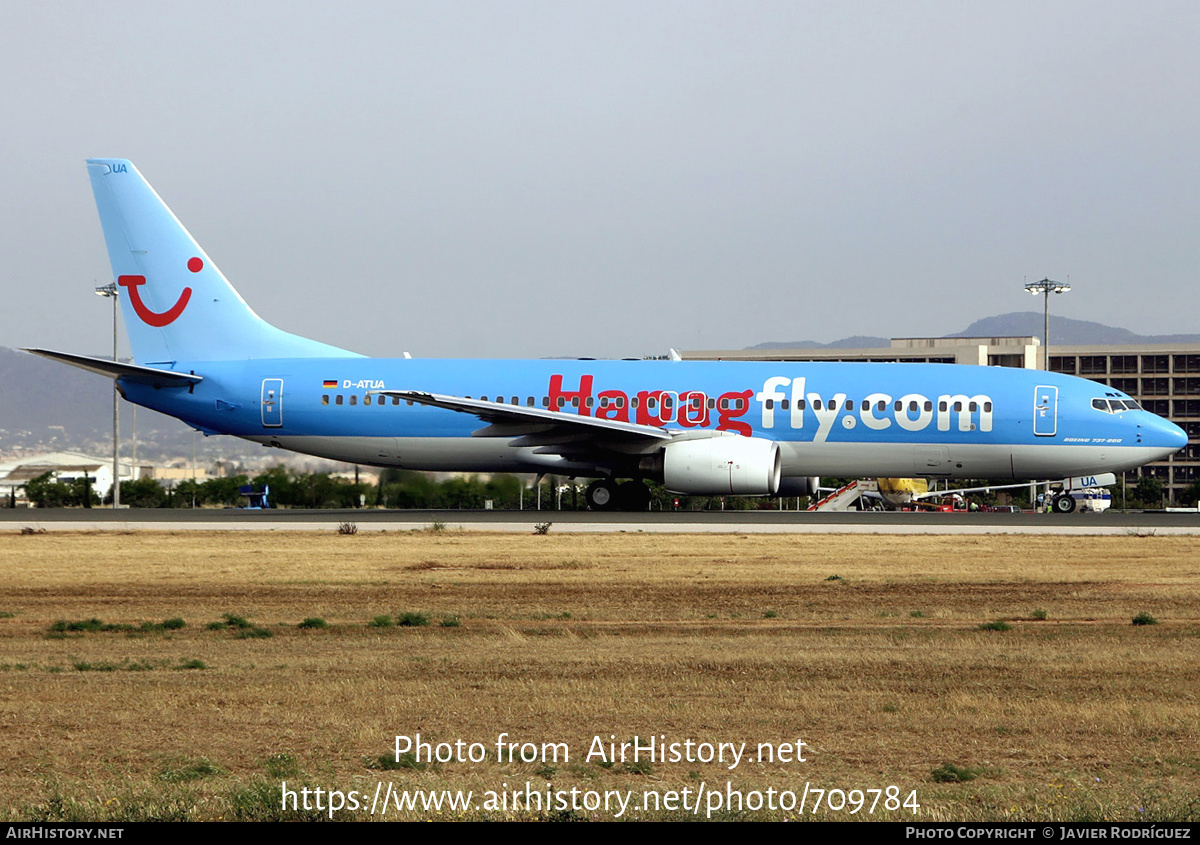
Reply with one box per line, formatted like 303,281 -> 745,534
16,467 -> 1197,510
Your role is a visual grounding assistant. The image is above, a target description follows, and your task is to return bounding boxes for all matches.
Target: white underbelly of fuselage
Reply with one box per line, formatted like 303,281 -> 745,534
245,434 -> 1159,481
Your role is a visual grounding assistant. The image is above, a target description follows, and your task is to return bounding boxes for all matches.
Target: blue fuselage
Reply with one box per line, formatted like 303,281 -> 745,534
120,357 -> 1186,482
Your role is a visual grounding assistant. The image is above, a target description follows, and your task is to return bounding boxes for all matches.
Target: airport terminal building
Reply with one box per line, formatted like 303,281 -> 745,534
682,337 -> 1200,502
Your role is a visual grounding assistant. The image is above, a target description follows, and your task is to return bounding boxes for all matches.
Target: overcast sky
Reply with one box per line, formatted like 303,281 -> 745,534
3,1 -> 1197,360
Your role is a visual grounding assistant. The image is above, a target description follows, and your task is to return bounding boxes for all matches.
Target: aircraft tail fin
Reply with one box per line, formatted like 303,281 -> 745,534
86,159 -> 362,364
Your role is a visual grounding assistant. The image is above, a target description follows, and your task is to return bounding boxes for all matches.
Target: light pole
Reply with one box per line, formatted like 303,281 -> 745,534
1024,277 -> 1071,371
95,283 -> 120,508
1024,277 -> 1071,511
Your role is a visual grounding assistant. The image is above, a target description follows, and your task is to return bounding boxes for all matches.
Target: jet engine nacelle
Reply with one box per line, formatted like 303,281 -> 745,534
777,476 -> 820,497
662,436 -> 781,496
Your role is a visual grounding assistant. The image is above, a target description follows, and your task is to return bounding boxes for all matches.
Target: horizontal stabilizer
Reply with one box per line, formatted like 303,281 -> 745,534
22,348 -> 203,387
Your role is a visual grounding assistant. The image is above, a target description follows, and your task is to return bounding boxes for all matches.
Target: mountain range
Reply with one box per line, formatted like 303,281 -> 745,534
749,311 -> 1200,350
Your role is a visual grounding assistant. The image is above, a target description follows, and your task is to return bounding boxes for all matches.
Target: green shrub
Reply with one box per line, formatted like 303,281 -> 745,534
931,763 -> 977,783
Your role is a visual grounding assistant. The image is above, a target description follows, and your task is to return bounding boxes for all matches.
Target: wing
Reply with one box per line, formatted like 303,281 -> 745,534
375,390 -> 674,453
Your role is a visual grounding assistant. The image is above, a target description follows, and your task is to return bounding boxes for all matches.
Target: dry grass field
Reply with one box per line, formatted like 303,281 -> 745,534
0,529 -> 1197,821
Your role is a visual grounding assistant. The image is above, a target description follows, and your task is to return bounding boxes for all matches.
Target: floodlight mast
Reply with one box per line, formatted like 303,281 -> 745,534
94,282 -> 120,508
1025,277 -> 1071,371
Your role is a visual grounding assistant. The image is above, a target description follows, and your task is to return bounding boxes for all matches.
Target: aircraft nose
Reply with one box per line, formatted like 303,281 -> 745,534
1142,414 -> 1188,456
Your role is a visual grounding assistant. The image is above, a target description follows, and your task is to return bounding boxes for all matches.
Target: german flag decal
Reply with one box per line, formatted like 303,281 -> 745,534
322,379 -> 338,389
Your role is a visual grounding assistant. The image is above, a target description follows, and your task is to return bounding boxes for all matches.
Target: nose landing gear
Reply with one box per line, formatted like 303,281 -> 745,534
1050,493 -> 1076,513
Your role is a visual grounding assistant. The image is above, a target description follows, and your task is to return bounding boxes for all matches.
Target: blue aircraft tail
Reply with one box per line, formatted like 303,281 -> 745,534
87,159 -> 362,365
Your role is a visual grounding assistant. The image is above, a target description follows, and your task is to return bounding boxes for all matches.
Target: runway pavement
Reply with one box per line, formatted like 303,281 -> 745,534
2,507 -> 1199,534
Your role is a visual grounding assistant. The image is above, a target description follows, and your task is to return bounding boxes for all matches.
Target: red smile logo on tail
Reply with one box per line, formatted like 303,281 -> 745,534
117,257 -> 202,327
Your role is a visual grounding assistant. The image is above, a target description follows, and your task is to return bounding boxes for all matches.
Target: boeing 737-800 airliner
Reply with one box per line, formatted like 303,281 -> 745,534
25,160 -> 1187,511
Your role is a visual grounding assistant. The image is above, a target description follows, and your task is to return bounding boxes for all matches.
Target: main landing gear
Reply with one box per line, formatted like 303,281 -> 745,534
585,479 -> 652,512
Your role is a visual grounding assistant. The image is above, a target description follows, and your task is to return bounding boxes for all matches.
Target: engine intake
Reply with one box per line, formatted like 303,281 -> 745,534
777,476 -> 820,497
662,436 -> 781,496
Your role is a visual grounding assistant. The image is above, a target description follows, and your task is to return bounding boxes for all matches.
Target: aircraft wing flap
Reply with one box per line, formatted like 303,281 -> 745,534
23,348 -> 203,387
375,390 -> 674,443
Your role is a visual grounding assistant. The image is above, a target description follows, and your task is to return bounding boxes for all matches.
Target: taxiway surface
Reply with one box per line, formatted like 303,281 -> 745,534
2,508 -> 1199,534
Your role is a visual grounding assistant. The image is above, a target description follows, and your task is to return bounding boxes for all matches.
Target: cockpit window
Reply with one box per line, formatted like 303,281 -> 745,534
1093,397 -> 1142,413
1094,398 -> 1137,414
